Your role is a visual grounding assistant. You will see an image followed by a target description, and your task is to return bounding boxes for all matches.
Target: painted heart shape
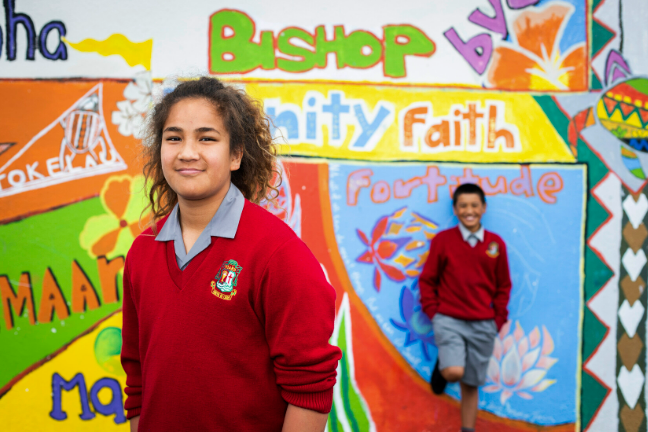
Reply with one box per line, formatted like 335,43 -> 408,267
622,249 -> 647,282
623,194 -> 648,229
618,300 -> 645,338
618,364 -> 645,409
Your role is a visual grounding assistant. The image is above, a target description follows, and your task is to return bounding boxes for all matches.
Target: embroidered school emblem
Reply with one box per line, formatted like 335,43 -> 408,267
211,259 -> 242,301
486,242 -> 499,258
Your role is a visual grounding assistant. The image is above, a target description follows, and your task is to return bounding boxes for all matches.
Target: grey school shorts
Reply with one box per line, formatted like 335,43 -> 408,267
432,313 -> 498,387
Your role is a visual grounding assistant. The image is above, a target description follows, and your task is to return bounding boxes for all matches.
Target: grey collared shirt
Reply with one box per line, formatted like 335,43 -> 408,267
155,183 -> 245,270
458,223 -> 484,248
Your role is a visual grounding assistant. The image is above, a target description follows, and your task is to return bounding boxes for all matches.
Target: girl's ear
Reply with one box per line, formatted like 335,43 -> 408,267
230,148 -> 243,171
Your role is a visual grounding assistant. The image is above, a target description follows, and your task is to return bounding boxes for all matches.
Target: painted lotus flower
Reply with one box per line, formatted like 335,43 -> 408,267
487,2 -> 586,91
484,321 -> 557,404
80,175 -> 149,259
390,281 -> 436,360
259,160 -> 302,237
356,207 -> 437,291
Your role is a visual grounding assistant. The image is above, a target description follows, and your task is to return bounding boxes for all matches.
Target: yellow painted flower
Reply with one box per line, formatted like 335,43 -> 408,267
80,174 -> 149,259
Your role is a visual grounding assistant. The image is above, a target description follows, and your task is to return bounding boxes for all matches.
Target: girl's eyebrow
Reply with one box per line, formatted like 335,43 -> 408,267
195,127 -> 221,135
163,126 -> 221,135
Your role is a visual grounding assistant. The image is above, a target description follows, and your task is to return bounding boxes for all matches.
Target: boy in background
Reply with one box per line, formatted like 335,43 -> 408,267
419,183 -> 512,432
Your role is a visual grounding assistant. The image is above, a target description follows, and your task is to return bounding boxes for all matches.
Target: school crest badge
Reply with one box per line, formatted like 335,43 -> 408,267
211,259 -> 242,301
486,241 -> 499,258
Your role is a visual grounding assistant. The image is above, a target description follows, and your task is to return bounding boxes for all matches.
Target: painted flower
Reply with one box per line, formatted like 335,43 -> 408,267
112,71 -> 152,138
80,175 -> 149,259
487,3 -> 586,91
484,321 -> 558,404
123,72 -> 153,113
356,208 -> 437,291
259,160 -> 302,237
391,281 -> 436,360
112,100 -> 145,138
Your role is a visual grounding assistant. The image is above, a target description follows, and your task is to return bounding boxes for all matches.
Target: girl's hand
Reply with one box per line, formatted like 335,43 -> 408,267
130,415 -> 140,432
282,404 -> 327,432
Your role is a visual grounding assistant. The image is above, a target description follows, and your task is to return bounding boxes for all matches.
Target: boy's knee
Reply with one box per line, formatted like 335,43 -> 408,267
441,366 -> 464,382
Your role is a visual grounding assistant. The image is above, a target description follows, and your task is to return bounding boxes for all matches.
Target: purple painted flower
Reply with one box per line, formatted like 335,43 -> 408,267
484,321 -> 557,404
391,282 -> 436,360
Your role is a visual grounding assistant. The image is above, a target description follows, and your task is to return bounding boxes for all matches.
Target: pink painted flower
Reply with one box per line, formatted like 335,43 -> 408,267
484,321 -> 557,404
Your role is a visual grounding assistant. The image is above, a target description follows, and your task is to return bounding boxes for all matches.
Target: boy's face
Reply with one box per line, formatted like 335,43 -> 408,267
161,97 -> 242,203
453,193 -> 486,232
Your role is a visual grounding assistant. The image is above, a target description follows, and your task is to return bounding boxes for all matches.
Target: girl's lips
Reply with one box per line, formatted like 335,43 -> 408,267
177,168 -> 203,175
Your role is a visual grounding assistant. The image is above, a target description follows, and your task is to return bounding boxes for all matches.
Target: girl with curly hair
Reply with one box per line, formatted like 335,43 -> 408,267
121,77 -> 341,432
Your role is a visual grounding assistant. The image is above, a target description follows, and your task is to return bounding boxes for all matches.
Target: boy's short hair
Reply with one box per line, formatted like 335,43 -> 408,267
453,183 -> 486,206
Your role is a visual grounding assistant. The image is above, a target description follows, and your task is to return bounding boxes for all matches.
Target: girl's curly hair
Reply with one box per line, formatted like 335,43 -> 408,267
141,77 -> 280,228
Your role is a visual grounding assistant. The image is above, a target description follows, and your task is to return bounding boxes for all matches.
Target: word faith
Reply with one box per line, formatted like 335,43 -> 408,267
399,101 -> 520,153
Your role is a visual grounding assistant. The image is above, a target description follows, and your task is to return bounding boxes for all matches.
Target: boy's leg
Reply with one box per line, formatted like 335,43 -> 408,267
432,314 -> 467,388
460,382 -> 479,430
461,319 -> 498,430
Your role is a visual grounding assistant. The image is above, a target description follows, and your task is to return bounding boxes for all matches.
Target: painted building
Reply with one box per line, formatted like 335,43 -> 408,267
0,0 -> 645,430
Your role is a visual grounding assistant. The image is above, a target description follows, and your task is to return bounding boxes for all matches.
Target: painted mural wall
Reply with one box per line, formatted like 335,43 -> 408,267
0,0 -> 647,431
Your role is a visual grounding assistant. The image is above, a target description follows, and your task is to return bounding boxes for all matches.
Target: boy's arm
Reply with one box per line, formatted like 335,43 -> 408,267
418,236 -> 443,320
493,240 -> 512,331
120,261 -> 143,421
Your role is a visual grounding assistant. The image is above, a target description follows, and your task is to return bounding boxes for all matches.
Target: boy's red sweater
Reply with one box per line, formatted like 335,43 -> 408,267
419,226 -> 512,330
121,201 -> 342,432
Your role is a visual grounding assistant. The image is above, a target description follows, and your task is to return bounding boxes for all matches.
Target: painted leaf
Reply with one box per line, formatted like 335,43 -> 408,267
492,337 -> 503,361
377,261 -> 406,282
541,326 -> 554,356
483,385 -> 501,393
517,336 -> 529,358
513,321 -> 524,342
531,378 -> 557,392
517,391 -> 533,400
529,327 -> 541,348
500,389 -> 514,404
521,347 -> 541,372
501,345 -> 522,386
371,217 -> 389,244
102,178 -> 131,219
517,369 -> 546,390
357,229 -> 370,246
92,228 -> 121,257
503,335 -> 514,354
357,251 -> 374,264
536,356 -> 558,369
499,321 -> 512,339
487,357 -> 500,384
376,240 -> 399,259
374,268 -> 382,291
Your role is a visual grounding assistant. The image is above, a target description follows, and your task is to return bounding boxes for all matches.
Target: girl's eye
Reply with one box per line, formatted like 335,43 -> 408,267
200,137 -> 216,142
166,136 -> 181,142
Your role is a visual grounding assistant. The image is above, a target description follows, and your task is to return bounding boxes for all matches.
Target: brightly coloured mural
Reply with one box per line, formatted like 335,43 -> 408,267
2,0 -> 648,431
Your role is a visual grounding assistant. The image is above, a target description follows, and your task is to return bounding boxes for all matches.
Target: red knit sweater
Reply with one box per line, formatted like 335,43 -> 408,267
121,201 -> 342,432
418,226 -> 512,330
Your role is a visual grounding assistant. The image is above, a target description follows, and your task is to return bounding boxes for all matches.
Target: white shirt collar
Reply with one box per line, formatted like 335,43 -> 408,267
458,223 -> 484,243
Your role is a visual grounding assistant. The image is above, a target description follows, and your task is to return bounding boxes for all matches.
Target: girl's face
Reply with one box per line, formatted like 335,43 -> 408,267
161,98 -> 242,203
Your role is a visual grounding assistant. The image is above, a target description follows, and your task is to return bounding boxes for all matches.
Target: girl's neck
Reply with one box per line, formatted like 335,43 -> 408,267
177,183 -> 231,233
